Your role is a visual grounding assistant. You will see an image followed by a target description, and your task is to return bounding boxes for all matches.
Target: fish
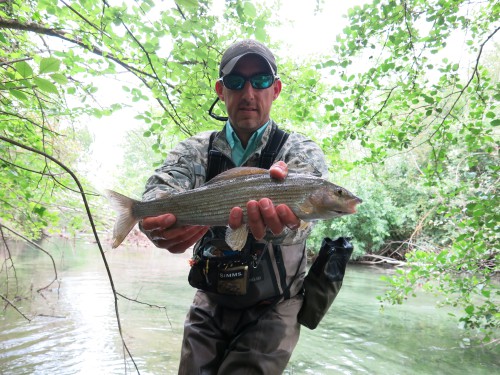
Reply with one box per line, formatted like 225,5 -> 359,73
105,167 -> 362,249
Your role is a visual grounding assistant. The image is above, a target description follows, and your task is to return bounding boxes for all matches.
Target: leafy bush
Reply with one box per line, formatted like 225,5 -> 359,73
308,165 -> 432,259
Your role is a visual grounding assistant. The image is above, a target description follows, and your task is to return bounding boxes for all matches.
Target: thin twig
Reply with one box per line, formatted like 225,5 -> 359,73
0,222 -> 58,293
0,293 -> 31,321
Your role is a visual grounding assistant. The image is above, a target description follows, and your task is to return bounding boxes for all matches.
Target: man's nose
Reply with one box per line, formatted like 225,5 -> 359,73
240,81 -> 255,98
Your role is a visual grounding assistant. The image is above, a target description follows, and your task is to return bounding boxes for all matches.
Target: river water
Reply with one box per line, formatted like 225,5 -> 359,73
0,239 -> 498,374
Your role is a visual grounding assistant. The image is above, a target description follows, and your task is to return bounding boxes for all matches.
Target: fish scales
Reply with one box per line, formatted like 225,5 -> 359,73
106,167 -> 362,248
132,174 -> 323,226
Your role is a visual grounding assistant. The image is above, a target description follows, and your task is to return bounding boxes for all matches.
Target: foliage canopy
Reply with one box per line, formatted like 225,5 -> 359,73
0,0 -> 498,343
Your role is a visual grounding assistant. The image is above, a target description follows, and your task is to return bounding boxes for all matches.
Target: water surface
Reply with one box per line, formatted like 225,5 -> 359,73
0,239 -> 497,374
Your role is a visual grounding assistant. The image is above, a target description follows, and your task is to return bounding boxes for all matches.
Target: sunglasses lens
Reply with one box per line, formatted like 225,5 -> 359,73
250,74 -> 274,89
222,75 -> 245,90
222,74 -> 275,90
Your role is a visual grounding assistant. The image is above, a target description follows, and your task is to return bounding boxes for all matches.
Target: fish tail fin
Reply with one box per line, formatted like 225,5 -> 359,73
104,189 -> 140,248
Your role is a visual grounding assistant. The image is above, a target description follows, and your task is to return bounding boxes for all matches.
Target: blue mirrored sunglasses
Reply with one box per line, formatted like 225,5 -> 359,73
219,73 -> 279,90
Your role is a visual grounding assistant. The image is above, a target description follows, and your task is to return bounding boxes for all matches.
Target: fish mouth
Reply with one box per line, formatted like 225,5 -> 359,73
331,199 -> 362,215
335,211 -> 348,216
331,209 -> 353,216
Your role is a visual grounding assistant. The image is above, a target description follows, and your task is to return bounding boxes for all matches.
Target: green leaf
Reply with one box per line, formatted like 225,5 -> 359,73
424,96 -> 435,104
333,98 -> 344,107
33,205 -> 47,216
50,73 -> 68,84
243,1 -> 257,17
34,77 -> 59,94
176,0 -> 198,8
15,61 -> 34,78
39,57 -> 61,74
9,89 -> 28,101
255,27 -> 267,41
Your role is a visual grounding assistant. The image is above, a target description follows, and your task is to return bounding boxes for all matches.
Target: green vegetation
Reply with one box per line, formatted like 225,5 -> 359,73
0,0 -> 498,343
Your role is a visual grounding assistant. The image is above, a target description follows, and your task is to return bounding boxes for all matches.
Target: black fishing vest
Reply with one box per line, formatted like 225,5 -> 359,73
206,125 -> 289,181
188,125 -> 299,306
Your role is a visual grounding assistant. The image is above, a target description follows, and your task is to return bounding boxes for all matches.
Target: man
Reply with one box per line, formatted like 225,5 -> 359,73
141,39 -> 328,374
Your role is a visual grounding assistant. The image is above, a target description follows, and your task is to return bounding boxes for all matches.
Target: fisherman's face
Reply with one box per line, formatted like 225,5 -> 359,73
215,55 -> 281,146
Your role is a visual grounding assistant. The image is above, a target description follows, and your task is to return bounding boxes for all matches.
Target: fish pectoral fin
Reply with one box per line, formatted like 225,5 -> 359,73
292,220 -> 313,238
298,220 -> 311,231
298,199 -> 316,215
225,226 -> 249,251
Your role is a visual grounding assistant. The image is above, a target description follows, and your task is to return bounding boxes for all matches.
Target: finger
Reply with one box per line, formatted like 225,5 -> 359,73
159,225 -> 206,243
149,222 -> 186,241
228,206 -> 244,229
246,200 -> 266,240
141,214 -> 176,231
258,198 -> 283,235
168,226 -> 209,254
276,204 -> 300,229
269,161 -> 288,180
154,226 -> 209,253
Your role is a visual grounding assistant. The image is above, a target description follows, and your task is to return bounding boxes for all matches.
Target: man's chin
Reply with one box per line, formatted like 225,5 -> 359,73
233,119 -> 261,130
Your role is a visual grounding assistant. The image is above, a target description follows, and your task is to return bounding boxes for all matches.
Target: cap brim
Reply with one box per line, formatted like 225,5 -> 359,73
221,53 -> 276,76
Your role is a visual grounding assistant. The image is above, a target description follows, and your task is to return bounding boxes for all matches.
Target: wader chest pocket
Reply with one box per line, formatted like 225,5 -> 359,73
217,264 -> 248,295
188,258 -> 250,296
188,229 -> 283,307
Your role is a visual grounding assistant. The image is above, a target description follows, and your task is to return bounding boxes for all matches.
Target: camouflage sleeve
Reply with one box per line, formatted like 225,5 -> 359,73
270,132 -> 329,245
279,132 -> 329,179
142,131 -> 213,202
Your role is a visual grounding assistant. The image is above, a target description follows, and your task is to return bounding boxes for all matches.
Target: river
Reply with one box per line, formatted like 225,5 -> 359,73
0,239 -> 498,374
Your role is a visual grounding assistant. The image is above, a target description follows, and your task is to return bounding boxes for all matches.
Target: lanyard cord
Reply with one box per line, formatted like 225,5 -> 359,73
208,97 -> 228,122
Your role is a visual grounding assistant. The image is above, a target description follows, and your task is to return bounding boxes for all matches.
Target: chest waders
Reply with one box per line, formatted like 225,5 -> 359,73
204,126 -> 310,359
188,125 -> 305,300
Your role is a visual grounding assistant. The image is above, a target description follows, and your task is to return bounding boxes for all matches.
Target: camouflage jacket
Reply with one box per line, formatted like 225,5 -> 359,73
142,120 -> 328,245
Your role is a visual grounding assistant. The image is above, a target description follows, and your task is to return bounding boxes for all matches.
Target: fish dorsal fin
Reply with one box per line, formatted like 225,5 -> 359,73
205,167 -> 268,185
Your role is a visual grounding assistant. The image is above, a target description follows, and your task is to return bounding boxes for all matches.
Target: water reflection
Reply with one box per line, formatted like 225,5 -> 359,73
0,239 -> 498,374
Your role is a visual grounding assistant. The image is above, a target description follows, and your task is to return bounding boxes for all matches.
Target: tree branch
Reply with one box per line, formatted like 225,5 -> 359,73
426,26 -> 500,141
0,16 -> 193,136
0,134 -> 139,372
0,17 -> 155,80
60,0 -> 112,40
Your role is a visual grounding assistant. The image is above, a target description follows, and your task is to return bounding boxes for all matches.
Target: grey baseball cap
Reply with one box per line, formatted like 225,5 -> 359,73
219,39 -> 277,77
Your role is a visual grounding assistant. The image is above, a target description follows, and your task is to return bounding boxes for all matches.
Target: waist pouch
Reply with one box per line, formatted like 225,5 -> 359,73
298,237 -> 353,329
188,229 -> 282,309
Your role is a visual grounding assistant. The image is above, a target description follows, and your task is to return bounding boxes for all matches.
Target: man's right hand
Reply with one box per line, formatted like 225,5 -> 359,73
227,161 -> 301,240
141,214 -> 209,254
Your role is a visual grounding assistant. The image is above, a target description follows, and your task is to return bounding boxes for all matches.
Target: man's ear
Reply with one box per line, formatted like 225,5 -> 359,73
273,79 -> 282,100
215,80 -> 224,101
